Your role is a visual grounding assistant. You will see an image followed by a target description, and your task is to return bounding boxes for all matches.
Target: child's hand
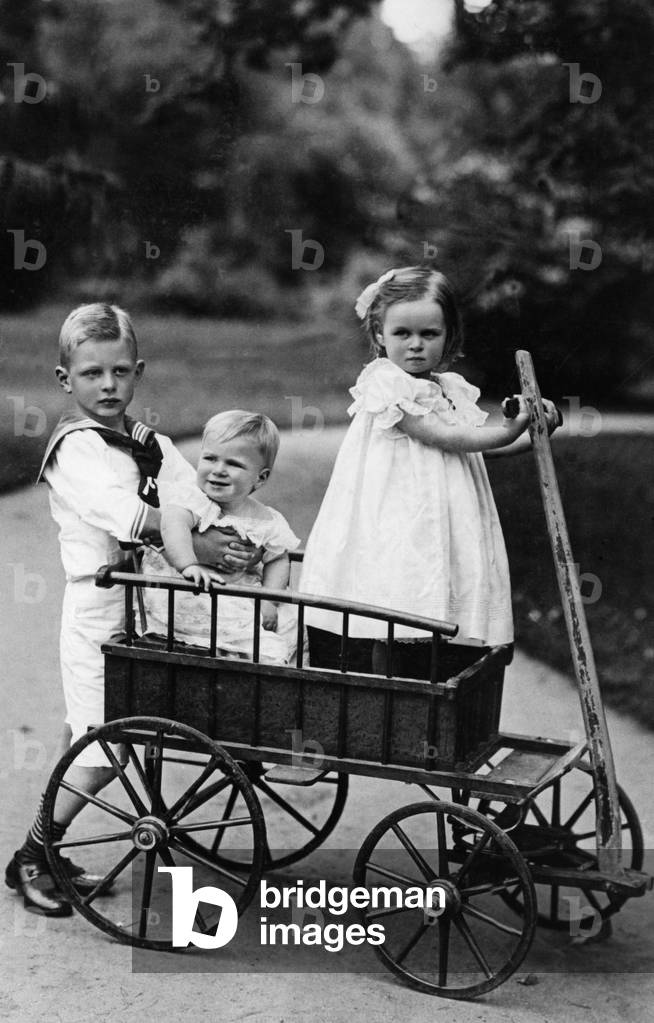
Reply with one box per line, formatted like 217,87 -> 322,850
501,394 -> 530,435
182,563 -> 225,591
502,395 -> 562,437
541,398 -> 563,436
261,600 -> 278,631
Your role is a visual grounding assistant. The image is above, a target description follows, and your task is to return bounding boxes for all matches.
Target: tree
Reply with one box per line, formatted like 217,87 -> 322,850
0,0 -> 376,305
404,0 -> 654,396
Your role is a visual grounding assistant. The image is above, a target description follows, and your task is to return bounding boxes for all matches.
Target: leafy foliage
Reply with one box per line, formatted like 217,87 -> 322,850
0,0 -> 376,304
416,0 -> 654,395
1,0 -> 653,400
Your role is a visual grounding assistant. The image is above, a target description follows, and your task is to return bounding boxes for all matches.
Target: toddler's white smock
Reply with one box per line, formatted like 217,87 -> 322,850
300,358 -> 514,644
142,487 -> 301,663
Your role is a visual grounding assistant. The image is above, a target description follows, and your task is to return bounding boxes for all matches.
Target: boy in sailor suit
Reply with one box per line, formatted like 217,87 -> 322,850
5,303 -> 258,915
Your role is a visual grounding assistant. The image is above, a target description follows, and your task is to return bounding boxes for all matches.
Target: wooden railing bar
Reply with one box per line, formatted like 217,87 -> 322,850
209,592 -> 217,657
252,599 -> 260,663
337,684 -> 348,757
252,677 -> 260,746
125,584 -> 134,646
381,690 -> 392,764
340,613 -> 349,673
166,590 -> 175,652
386,622 -> 394,678
430,632 -> 439,684
295,603 -> 304,669
95,569 -> 458,638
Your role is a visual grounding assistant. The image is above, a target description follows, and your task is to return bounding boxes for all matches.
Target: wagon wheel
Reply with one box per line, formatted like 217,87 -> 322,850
353,801 -> 536,999
41,717 -> 266,950
476,763 -> 644,932
169,760 -> 348,871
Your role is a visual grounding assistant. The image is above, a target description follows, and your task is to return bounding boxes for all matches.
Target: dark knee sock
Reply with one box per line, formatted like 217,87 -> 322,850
16,798 -> 67,864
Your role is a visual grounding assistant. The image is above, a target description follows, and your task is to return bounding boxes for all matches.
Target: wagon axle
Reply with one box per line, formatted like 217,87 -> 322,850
426,878 -> 462,919
131,816 -> 169,852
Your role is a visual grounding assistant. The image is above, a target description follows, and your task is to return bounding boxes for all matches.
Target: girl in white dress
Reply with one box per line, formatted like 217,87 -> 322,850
141,410 -> 301,664
300,266 -> 557,677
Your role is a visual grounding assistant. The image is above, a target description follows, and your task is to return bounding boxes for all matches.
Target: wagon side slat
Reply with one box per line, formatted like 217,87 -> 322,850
103,640 -> 512,777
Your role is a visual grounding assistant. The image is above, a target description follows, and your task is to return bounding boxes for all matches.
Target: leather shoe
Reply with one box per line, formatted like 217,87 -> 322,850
5,853 -> 73,917
54,855 -> 112,896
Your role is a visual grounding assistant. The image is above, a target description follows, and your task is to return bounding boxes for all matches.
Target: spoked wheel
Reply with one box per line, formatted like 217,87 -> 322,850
41,717 -> 266,950
353,801 -> 536,999
476,763 -> 644,932
170,760 -> 348,871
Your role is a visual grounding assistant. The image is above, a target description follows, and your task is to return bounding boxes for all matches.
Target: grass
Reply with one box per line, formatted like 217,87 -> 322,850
2,304 -> 653,728
486,435 -> 654,729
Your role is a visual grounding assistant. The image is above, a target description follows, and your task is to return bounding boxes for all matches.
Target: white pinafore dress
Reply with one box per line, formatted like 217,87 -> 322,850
299,358 -> 514,645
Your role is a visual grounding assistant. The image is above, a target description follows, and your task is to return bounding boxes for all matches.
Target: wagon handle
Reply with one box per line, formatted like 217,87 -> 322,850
502,396 -> 563,429
513,350 -> 624,875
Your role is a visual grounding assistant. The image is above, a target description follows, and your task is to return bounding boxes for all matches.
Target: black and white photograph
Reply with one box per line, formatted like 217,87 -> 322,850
1,1 -> 652,1019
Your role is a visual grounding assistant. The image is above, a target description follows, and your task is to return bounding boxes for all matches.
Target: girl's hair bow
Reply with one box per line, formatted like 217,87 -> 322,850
354,268 -> 398,320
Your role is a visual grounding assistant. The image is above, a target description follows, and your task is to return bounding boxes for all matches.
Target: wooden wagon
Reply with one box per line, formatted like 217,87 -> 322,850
41,354 -> 652,999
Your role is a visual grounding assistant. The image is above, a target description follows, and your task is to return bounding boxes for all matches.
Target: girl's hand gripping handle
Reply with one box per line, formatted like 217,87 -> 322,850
502,395 -> 563,436
501,396 -> 521,420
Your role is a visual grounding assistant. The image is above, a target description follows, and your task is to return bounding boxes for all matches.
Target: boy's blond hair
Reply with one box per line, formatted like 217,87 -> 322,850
202,410 -> 280,468
58,303 -> 137,367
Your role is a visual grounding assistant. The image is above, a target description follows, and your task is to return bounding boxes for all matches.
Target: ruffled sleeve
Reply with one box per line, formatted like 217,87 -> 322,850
218,504 -> 301,562
347,359 -> 487,432
348,359 -> 441,431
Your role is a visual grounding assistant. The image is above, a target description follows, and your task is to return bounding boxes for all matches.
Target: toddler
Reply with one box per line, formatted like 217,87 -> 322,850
142,410 -> 301,663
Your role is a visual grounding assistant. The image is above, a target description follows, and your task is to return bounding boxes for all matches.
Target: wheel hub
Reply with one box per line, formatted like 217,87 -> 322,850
427,878 -> 462,920
131,815 -> 169,851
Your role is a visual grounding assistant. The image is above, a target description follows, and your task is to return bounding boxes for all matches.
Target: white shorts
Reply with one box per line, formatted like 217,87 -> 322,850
60,578 -> 127,767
